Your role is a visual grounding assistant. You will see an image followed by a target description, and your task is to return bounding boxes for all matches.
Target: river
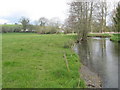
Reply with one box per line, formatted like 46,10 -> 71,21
74,37 -> 119,88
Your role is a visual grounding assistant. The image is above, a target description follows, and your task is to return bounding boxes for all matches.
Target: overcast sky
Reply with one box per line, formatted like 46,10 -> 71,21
0,0 -> 70,24
0,0 -> 119,24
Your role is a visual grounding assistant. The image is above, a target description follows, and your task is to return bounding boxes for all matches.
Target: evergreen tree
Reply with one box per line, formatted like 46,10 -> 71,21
113,2 -> 120,32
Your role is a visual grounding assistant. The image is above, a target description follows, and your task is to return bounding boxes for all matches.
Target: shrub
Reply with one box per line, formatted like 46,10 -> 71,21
37,26 -> 59,34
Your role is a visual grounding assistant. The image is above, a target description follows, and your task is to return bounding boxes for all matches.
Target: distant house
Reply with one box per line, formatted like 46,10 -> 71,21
21,29 -> 29,32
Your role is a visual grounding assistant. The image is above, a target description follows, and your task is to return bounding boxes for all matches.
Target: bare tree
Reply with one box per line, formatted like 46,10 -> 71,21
94,0 -> 108,33
49,17 -> 61,28
67,0 -> 115,40
38,17 -> 48,26
89,2 -> 93,32
68,1 -> 93,41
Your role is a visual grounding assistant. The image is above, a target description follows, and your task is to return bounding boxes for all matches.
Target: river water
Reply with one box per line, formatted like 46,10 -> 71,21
74,37 -> 119,88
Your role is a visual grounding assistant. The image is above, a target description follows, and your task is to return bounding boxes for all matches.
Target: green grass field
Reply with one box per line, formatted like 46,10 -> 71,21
2,33 -> 85,88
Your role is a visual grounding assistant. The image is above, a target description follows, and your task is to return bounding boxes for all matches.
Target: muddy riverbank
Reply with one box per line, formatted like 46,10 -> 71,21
80,64 -> 102,88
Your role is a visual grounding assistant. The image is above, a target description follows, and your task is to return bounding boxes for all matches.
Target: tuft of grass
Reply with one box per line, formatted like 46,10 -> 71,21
63,40 -> 74,48
3,61 -> 21,67
3,33 -> 85,88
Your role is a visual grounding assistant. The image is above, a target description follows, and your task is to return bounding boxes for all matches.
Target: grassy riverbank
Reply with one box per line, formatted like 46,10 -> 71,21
88,33 -> 120,42
2,33 -> 85,88
88,33 -> 112,37
110,34 -> 120,42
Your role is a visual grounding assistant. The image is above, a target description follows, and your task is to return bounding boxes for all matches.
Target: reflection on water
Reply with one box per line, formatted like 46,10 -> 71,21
74,37 -> 119,88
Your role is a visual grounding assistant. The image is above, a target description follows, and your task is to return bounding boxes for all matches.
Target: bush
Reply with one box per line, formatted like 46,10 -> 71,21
37,26 -> 59,34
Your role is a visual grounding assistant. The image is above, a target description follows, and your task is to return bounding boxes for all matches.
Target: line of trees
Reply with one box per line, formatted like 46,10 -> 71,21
64,0 -> 119,41
1,24 -> 22,33
1,17 -> 62,34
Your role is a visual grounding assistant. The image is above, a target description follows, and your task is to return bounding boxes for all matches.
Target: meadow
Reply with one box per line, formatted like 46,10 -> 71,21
2,33 -> 85,88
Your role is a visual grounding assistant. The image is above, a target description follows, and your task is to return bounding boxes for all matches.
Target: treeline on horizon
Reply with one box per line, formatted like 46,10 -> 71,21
0,19 -> 115,34
1,24 -> 62,34
0,17 -> 65,34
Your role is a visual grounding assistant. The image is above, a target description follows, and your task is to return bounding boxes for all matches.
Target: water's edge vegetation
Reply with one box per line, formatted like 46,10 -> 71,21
88,33 -> 120,42
3,33 -> 86,88
110,34 -> 120,42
